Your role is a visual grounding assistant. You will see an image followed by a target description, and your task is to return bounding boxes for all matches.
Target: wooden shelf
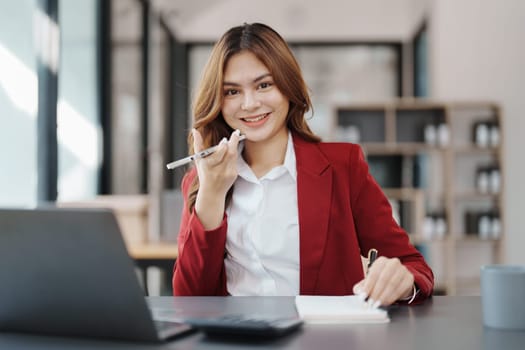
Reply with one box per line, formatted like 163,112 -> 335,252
454,235 -> 502,243
362,143 -> 444,155
409,234 -> 449,245
453,192 -> 501,201
383,187 -> 424,199
359,142 -> 395,152
424,191 -> 445,200
452,146 -> 500,155
333,100 -> 504,296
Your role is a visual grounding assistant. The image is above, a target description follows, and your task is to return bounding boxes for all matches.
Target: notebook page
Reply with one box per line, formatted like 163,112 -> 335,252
295,295 -> 390,324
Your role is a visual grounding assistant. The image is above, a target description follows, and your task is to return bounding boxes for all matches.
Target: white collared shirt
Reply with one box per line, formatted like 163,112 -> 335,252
225,133 -> 300,296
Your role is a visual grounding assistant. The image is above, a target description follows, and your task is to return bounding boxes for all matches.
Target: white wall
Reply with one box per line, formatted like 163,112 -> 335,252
428,0 -> 525,264
168,0 -> 425,42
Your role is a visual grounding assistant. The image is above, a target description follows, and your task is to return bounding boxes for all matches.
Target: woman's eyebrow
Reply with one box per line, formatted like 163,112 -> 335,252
223,73 -> 272,86
253,73 -> 272,83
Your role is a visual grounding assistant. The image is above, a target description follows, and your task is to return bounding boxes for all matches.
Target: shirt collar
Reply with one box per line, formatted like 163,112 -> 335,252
282,131 -> 297,181
237,131 -> 297,183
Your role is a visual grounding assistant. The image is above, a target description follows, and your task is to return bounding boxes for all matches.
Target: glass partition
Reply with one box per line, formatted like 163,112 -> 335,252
0,1 -> 38,207
57,0 -> 100,201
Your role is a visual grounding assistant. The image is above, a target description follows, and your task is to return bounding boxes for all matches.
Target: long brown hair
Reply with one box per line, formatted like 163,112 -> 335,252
186,22 -> 321,212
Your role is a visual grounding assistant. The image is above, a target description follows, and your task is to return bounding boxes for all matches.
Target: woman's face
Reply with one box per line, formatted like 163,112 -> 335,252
221,50 -> 289,143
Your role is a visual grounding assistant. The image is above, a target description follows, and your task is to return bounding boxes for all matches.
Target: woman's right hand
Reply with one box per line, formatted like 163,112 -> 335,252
193,128 -> 242,229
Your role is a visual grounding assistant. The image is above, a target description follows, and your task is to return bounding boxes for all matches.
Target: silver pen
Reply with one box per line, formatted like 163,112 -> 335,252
166,135 -> 246,170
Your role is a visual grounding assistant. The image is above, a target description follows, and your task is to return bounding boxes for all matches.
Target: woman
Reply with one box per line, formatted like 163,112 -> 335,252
172,23 -> 433,306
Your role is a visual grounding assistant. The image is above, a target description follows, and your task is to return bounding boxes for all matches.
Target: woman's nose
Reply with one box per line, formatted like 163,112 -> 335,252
241,92 -> 261,111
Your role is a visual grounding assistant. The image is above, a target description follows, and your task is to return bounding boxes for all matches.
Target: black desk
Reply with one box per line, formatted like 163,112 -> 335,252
1,296 -> 524,349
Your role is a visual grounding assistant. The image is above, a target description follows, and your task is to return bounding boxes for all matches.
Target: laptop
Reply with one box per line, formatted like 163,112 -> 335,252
0,207 -> 193,342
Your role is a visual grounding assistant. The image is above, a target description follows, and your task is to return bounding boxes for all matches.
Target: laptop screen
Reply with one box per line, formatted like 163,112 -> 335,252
0,208 -> 165,341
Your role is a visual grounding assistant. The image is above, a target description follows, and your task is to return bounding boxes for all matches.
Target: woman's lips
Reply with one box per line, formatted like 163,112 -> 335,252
241,112 -> 269,122
241,112 -> 270,124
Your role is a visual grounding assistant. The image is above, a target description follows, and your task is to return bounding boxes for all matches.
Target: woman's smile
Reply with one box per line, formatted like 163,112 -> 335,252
241,112 -> 270,125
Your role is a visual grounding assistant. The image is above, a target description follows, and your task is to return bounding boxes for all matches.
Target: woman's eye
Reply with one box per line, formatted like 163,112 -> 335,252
224,89 -> 239,96
258,82 -> 272,89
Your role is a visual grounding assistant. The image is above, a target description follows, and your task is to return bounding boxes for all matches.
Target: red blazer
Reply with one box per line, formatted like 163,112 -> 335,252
172,134 -> 434,301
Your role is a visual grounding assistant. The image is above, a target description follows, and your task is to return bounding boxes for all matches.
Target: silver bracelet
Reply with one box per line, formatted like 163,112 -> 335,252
399,284 -> 419,304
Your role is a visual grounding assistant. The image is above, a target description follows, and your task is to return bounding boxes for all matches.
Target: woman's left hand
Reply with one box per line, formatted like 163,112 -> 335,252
352,256 -> 415,307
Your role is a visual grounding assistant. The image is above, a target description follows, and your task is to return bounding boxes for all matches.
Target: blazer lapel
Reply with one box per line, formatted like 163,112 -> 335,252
293,135 -> 332,294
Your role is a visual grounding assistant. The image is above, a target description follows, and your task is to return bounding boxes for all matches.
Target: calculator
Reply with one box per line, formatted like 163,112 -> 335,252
184,314 -> 303,338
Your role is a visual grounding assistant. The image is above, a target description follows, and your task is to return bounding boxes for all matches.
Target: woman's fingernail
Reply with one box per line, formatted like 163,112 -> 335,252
234,129 -> 241,136
219,137 -> 227,145
367,298 -> 375,308
357,292 -> 367,302
372,300 -> 381,309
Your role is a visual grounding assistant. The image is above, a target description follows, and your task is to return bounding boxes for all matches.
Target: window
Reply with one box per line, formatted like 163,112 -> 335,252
0,1 -> 39,207
57,0 -> 101,201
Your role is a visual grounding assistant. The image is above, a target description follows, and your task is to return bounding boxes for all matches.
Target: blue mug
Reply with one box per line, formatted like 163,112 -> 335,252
481,265 -> 525,330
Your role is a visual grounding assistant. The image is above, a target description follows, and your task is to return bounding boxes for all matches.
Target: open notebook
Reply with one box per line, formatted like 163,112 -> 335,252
295,296 -> 390,324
